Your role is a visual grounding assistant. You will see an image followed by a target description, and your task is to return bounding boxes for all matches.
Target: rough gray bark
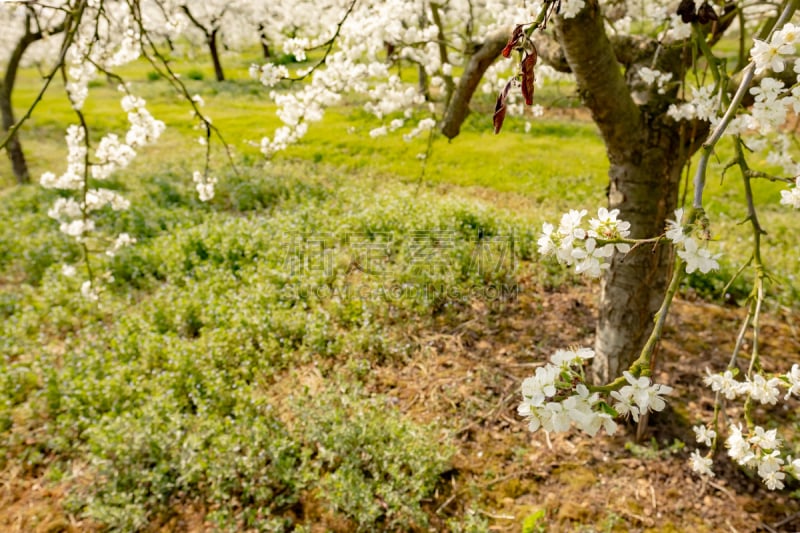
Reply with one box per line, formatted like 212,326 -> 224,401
555,0 -> 689,383
440,32 -> 507,139
435,2 -> 757,384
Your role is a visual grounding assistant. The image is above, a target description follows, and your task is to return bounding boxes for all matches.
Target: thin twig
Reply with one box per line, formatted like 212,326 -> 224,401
708,480 -> 737,505
434,493 -> 456,514
771,511 -> 800,529
476,509 -> 515,520
127,0 -> 239,176
286,0 -> 358,82
692,0 -> 798,209
479,469 -> 534,488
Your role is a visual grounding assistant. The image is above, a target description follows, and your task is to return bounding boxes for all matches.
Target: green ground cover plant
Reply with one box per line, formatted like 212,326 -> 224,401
0,159 -> 540,530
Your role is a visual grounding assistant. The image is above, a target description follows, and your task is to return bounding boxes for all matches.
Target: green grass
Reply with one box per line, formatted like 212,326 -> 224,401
2,44 -> 796,299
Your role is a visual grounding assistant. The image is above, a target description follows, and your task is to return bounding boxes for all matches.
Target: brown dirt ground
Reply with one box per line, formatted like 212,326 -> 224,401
2,282 -> 799,533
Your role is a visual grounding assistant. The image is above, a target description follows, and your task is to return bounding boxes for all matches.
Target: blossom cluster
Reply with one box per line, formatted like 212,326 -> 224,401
780,177 -> 800,209
668,22 -> 800,188
609,371 -> 673,423
689,364 -> 800,489
40,93 -> 164,298
668,70 -> 800,137
245,0 -> 575,157
638,66 -> 673,94
751,23 -> 799,75
704,365 -> 800,404
664,208 -> 720,274
537,207 -> 631,278
518,348 -> 672,437
193,171 -> 217,202
248,63 -> 289,88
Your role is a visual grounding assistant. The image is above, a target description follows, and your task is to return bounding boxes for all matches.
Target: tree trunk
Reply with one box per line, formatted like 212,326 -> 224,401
258,24 -> 271,58
208,30 -> 225,81
555,0 -> 685,383
180,6 -> 226,82
1,12 -> 68,185
0,85 -> 30,184
595,123 -> 686,382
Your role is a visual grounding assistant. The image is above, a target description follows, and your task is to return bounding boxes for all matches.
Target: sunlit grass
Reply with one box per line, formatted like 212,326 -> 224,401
1,46 -> 797,304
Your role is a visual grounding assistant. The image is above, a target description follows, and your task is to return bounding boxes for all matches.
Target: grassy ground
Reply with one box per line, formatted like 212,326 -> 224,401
1,49 -> 799,532
4,48 -> 796,299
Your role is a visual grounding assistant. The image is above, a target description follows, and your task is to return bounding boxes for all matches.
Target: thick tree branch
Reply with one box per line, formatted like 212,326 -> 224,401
554,0 -> 641,152
440,31 -> 507,139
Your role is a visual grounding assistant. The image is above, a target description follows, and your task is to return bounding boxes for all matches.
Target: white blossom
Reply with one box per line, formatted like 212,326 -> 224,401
369,126 -> 388,138
665,208 -> 686,244
693,425 -> 716,447
785,364 -> 800,399
192,171 -> 217,202
107,233 -> 136,257
703,369 -> 741,400
80,280 -> 99,302
749,426 -> 781,451
519,364 -> 560,409
550,347 -> 594,368
678,237 -> 720,274
751,33 -> 795,75
610,372 -> 672,421
745,374 -> 782,405
780,177 -> 800,209
639,67 -> 673,94
587,207 -> 631,254
762,470 -> 786,490
726,424 -> 757,467
251,63 -> 289,87
690,450 -> 714,477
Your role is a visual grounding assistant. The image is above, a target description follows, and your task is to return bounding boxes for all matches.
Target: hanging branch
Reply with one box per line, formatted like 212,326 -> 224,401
126,0 -> 239,177
692,0 -> 798,210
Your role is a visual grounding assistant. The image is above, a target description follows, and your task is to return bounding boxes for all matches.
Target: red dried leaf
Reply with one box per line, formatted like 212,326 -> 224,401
502,24 -> 525,58
520,47 -> 537,106
697,1 -> 718,23
677,0 -> 696,23
493,80 -> 513,134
